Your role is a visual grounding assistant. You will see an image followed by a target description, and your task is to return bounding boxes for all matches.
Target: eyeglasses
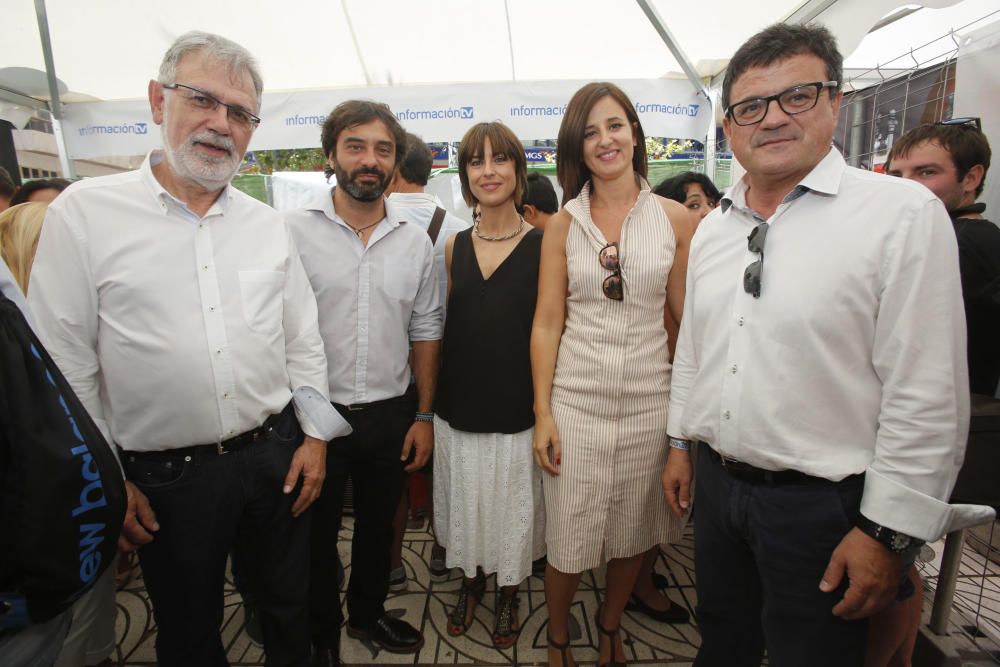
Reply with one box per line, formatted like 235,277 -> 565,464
726,81 -> 839,127
599,242 -> 623,301
162,83 -> 261,130
743,222 -> 769,298
938,117 -> 982,130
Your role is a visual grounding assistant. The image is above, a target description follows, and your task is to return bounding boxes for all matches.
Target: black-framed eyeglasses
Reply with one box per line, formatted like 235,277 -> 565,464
599,242 -> 623,301
937,117 -> 982,130
162,82 -> 261,130
726,81 -> 839,126
743,222 -> 769,298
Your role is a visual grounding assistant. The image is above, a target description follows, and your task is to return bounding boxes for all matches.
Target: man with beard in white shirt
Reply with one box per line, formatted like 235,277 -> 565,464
28,32 -> 340,667
286,101 -> 441,665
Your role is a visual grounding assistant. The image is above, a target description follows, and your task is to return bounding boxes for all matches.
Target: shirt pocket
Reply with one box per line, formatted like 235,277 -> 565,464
382,255 -> 419,301
239,270 -> 285,335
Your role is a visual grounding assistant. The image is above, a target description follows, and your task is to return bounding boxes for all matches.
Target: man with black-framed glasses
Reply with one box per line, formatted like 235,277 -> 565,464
27,31 -> 343,666
662,23 -> 969,667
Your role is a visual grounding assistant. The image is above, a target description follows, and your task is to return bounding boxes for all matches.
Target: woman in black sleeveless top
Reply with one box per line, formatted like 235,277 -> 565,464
433,122 -> 545,649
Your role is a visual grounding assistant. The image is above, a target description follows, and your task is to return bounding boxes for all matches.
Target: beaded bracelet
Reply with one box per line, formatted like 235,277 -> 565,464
415,411 -> 434,422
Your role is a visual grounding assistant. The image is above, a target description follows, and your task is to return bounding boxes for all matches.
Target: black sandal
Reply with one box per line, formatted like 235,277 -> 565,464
546,630 -> 573,667
492,590 -> 520,648
447,572 -> 486,636
594,607 -> 626,667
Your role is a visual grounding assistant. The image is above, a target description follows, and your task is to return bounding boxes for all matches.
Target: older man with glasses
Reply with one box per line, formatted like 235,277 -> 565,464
27,31 -> 342,666
662,23 -> 969,667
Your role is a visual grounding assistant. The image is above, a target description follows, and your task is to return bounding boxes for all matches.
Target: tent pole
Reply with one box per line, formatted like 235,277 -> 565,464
634,0 -> 714,179
33,0 -> 75,179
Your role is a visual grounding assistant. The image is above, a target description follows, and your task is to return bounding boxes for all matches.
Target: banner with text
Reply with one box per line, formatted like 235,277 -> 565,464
63,78 -> 709,160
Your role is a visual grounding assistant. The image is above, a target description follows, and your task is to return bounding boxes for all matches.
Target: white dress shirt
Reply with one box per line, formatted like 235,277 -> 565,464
286,189 -> 442,406
386,191 -> 469,309
27,151 -> 337,451
667,148 -> 970,542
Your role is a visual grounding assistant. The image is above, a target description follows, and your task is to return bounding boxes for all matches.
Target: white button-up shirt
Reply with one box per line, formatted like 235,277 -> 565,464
286,189 -> 442,406
667,148 -> 970,542
27,151 -> 335,451
386,192 -> 469,309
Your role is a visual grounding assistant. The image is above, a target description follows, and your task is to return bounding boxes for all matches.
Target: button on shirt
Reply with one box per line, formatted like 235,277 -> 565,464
27,151 -> 335,451
667,148 -> 970,542
286,190 -> 442,406
386,192 -> 469,309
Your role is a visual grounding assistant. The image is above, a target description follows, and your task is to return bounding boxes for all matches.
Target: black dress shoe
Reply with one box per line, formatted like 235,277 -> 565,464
347,615 -> 424,653
626,593 -> 691,624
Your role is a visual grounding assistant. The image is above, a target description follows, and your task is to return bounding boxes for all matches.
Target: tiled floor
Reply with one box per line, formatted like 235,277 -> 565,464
114,518 -> 1000,666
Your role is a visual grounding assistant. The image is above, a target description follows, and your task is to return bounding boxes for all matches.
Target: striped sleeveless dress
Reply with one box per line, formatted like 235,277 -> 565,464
544,179 -> 679,573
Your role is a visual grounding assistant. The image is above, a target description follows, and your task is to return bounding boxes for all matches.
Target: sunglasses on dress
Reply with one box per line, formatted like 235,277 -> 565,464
599,242 -> 623,301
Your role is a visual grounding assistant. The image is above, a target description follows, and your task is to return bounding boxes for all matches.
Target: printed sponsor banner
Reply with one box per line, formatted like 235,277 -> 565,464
63,78 -> 710,160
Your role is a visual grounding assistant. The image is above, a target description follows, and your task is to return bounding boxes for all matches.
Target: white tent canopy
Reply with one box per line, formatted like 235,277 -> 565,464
1,0 -> 998,166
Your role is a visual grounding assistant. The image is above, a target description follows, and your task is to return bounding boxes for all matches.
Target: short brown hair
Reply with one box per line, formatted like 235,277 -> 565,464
886,122 -> 991,197
457,122 -> 527,208
320,100 -> 406,165
556,82 -> 647,205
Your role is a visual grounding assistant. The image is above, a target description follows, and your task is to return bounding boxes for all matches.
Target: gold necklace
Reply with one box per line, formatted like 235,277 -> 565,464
473,214 -> 525,242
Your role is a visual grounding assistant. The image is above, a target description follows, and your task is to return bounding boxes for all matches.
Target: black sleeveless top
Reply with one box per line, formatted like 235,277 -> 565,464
434,227 -> 542,433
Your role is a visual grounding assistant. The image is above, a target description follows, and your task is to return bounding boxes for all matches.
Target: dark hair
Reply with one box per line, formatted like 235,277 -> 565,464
886,122 -> 991,197
523,172 -> 558,214
320,100 -> 406,165
556,82 -> 647,205
397,133 -> 434,186
457,122 -> 528,208
0,167 -> 16,199
9,178 -> 71,207
653,171 -> 722,205
723,23 -> 843,110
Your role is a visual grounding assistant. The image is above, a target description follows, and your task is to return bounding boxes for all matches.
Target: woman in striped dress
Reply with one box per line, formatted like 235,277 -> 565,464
530,82 -> 692,667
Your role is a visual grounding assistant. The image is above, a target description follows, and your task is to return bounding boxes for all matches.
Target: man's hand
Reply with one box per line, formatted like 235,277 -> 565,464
820,527 -> 901,620
401,420 -> 433,472
662,448 -> 693,517
118,480 -> 159,553
284,436 -> 327,518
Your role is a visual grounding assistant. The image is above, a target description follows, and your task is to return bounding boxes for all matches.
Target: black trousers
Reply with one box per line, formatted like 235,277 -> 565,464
692,444 -> 868,667
122,407 -> 311,667
309,393 -> 415,643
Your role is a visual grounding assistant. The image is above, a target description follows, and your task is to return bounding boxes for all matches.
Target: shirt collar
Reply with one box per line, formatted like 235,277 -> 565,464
308,187 -> 405,231
721,147 -> 845,214
141,150 -> 233,216
387,191 -> 441,207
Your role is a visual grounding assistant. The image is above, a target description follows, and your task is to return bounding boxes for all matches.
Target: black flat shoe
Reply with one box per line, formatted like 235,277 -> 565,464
347,615 -> 425,653
625,593 -> 690,624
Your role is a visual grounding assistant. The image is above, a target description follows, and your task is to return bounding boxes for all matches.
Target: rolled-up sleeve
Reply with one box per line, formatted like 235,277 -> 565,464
281,225 -> 339,440
408,235 -> 442,342
861,197 -> 970,542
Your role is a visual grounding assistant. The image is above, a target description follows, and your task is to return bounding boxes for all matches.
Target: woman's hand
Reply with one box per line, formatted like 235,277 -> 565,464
532,413 -> 562,476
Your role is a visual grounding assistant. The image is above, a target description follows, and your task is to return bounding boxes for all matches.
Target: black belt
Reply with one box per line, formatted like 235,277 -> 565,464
704,443 -> 861,486
124,404 -> 292,460
334,392 -> 412,413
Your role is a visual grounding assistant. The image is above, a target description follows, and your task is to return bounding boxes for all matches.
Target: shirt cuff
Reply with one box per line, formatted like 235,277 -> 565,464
292,386 -> 352,441
860,468 -> 967,542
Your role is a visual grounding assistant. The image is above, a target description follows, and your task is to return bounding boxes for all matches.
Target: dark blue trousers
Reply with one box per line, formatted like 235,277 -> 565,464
692,443 -> 868,667
123,407 -> 311,667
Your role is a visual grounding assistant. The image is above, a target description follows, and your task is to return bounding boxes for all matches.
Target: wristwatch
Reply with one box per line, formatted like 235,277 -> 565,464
855,514 -> 922,553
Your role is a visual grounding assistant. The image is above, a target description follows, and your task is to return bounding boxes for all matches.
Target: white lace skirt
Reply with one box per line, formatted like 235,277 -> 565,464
433,416 -> 546,585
